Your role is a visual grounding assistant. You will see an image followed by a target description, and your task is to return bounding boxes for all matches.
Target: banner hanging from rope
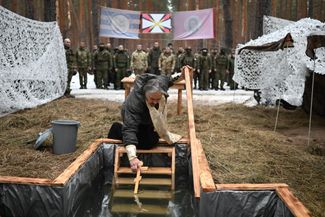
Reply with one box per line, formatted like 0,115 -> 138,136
172,8 -> 214,40
99,7 -> 140,39
141,13 -> 172,33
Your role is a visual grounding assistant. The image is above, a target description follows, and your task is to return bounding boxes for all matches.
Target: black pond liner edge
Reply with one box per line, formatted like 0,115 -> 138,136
0,143 -> 294,217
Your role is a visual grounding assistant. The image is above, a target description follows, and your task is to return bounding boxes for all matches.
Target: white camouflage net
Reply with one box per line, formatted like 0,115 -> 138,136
0,6 -> 67,116
234,17 -> 325,106
263,16 -> 294,35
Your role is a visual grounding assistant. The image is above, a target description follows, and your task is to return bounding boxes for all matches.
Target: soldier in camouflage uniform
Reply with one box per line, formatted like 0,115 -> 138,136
228,49 -> 238,90
197,48 -> 212,90
64,38 -> 76,95
91,44 -> 98,87
210,48 -> 218,89
76,41 -> 91,89
94,43 -> 112,89
175,47 -> 184,73
193,50 -> 200,89
158,47 -> 176,77
130,44 -> 147,75
114,45 -> 130,89
214,48 -> 228,91
148,42 -> 161,75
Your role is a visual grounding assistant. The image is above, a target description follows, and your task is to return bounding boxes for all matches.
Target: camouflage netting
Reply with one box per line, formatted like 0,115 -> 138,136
234,16 -> 325,106
0,6 -> 66,117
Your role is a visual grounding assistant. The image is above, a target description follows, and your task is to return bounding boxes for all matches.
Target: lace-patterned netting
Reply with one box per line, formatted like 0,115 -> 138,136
234,17 -> 325,106
0,6 -> 67,116
263,16 -> 294,35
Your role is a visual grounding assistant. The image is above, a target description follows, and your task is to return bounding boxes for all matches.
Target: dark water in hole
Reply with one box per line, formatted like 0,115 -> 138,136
75,171 -> 197,217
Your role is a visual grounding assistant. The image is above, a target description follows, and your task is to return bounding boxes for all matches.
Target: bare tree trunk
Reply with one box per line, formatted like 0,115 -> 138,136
254,0 -> 271,38
44,0 -> 56,21
25,0 -> 34,19
308,0 -> 313,17
223,0 -> 232,49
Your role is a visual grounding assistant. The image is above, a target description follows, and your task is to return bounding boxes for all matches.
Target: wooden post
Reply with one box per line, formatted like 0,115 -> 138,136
184,66 -> 200,198
177,89 -> 182,115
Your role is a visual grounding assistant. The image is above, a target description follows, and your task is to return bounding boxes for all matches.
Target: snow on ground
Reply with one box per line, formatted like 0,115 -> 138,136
70,75 -> 257,106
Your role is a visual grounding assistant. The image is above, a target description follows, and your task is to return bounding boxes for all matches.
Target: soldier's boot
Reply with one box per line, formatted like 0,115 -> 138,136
220,80 -> 225,91
84,75 -> 88,89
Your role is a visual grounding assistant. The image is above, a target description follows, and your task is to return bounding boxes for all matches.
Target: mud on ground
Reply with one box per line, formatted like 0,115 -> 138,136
0,98 -> 324,217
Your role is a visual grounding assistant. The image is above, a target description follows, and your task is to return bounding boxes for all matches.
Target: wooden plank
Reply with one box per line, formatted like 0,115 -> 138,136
111,204 -> 168,215
97,137 -> 189,145
116,177 -> 172,186
113,143 -> 120,183
53,140 -> 102,185
114,189 -> 172,199
276,187 -> 311,217
196,139 -> 215,192
159,137 -> 189,144
117,146 -> 174,154
96,138 -> 123,144
117,167 -> 172,175
0,176 -> 52,186
171,147 -> 175,190
177,89 -> 182,115
184,66 -> 200,198
216,183 -> 288,191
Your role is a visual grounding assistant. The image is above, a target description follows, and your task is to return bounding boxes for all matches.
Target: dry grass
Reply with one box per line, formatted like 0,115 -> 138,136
0,98 -> 324,217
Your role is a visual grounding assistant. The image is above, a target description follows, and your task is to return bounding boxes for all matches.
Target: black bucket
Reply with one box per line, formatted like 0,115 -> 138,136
51,120 -> 80,154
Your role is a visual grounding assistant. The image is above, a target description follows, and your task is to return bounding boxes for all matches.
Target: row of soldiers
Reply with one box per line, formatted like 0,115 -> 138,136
175,46 -> 237,90
129,42 -> 238,91
64,38 -> 237,94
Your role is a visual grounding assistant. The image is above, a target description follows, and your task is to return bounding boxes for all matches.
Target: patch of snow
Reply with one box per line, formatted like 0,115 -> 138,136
70,75 -> 256,106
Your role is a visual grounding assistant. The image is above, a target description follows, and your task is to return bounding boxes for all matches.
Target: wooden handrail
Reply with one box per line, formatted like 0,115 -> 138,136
215,183 -> 288,190
183,66 -> 216,197
276,187 -> 311,217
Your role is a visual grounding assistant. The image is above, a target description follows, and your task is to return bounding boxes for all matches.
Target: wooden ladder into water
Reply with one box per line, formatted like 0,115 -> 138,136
111,145 -> 175,215
113,145 -> 176,191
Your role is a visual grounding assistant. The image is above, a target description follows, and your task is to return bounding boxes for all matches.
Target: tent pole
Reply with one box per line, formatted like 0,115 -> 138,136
307,60 -> 316,147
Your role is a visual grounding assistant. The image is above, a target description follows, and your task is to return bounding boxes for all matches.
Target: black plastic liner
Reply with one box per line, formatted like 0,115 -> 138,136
0,143 -> 194,217
200,190 -> 294,217
0,143 -> 295,217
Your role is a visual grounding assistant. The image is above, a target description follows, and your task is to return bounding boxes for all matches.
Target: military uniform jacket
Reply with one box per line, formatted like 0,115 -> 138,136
198,55 -> 212,71
65,47 -> 75,71
76,48 -> 91,69
114,51 -> 130,69
131,50 -> 148,70
215,55 -> 229,71
148,48 -> 161,68
158,53 -> 176,72
94,49 -> 112,70
228,57 -> 234,74
180,54 -> 196,68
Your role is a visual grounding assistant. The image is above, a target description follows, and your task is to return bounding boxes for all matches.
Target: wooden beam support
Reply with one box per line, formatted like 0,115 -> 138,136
184,66 -> 200,198
0,176 -> 52,186
276,187 -> 311,217
98,137 -> 189,145
216,183 -> 288,191
196,139 -> 215,192
53,139 -> 102,185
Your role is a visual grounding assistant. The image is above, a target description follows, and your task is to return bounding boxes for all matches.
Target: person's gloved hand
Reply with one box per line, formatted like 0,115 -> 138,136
129,157 -> 143,172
